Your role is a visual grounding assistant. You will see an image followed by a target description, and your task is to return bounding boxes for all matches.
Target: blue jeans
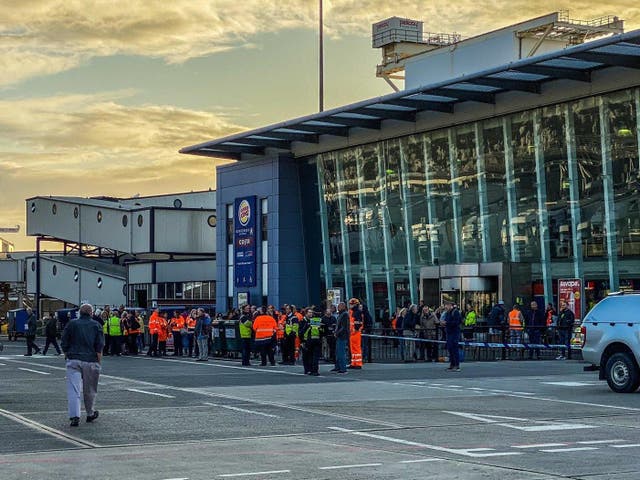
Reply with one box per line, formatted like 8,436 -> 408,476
335,338 -> 348,372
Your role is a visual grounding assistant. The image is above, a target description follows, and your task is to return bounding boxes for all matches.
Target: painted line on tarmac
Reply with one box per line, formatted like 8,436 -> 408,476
540,447 -> 599,453
203,402 -> 280,418
319,463 -> 382,470
0,408 -> 100,449
1,358 -> 403,428
18,367 -> 50,375
512,443 -> 567,449
399,458 -> 443,463
0,362 -> 7,366
328,427 -> 522,458
218,470 -> 290,477
611,444 -> 640,448
577,439 -> 625,445
126,388 -> 175,398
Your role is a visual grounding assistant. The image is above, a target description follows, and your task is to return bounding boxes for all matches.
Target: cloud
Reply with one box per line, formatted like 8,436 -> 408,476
1,1 -> 638,87
0,91 -> 240,249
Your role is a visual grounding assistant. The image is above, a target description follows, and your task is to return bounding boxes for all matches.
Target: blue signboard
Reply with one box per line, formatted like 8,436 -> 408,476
234,196 -> 257,287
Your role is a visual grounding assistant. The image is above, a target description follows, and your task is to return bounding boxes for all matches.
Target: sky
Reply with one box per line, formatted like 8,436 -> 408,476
1,1 -> 639,250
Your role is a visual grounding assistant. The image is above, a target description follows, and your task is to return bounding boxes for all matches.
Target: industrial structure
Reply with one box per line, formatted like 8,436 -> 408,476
181,12 -> 640,318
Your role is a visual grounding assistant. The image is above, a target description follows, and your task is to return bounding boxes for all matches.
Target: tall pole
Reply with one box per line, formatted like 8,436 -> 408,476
319,0 -> 324,112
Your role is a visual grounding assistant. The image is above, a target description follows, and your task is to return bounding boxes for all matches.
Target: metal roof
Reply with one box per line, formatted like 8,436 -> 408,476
180,29 -> 640,160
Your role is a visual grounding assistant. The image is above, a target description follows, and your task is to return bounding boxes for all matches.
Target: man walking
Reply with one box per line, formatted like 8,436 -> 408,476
333,302 -> 349,374
556,300 -> 575,360
42,313 -> 62,355
526,301 -> 545,360
61,304 -> 104,427
195,308 -> 211,362
24,308 -> 41,356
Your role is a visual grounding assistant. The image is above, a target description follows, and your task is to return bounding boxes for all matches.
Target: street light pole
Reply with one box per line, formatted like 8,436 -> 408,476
319,0 -> 324,112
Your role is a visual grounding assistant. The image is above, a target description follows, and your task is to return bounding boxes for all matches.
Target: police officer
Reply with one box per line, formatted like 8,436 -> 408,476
300,307 -> 323,376
280,306 -> 298,365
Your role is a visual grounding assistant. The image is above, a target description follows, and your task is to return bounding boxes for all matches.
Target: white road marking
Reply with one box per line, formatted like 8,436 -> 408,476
138,355 -> 307,377
203,402 -> 280,418
467,387 -> 485,391
219,470 -> 290,477
611,444 -> 640,448
513,443 -> 568,449
511,392 -> 535,395
319,463 -> 383,470
18,367 -> 50,375
444,411 -> 596,432
541,381 -> 598,386
162,478 -> 189,480
577,439 -> 625,445
126,388 -> 175,398
489,389 -> 511,393
329,427 -> 521,458
0,408 -> 100,448
540,447 -> 599,453
0,362 -> 7,366
399,458 -> 443,463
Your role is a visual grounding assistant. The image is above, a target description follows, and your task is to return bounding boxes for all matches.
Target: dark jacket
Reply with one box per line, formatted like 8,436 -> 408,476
26,313 -> 37,336
557,308 -> 575,329
334,310 -> 350,341
321,314 -> 336,336
195,315 -> 211,338
527,308 -> 545,329
61,314 -> 105,362
488,304 -> 506,328
45,317 -> 57,338
445,308 -> 462,333
403,310 -> 417,331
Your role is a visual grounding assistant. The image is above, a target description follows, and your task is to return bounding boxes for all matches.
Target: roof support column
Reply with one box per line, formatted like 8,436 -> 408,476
599,96 -> 619,292
502,117 -> 520,263
636,88 -> 640,164
422,136 -> 438,264
564,104 -> 584,280
532,109 -> 553,305
334,152 -> 353,301
355,150 -> 375,308
377,143 -> 396,316
399,140 -> 418,304
448,130 -> 463,264
474,123 -> 491,262
316,157 -> 332,291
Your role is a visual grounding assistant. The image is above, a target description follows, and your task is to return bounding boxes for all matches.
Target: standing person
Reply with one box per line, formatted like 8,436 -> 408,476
488,300 -> 506,338
186,310 -> 197,357
61,303 -> 104,427
195,309 -> 211,361
24,308 -> 41,356
157,312 -> 169,356
42,313 -> 62,356
508,304 -> 525,345
125,311 -> 141,355
107,311 -> 123,356
418,306 -> 438,362
146,310 -> 160,357
280,306 -> 298,365
463,303 -> 477,341
300,307 -> 323,376
395,308 -> 406,359
169,311 -> 185,356
556,300 -> 575,360
101,307 -> 111,355
402,304 -> 418,362
333,302 -> 350,374
252,307 -> 277,366
348,298 -> 363,369
526,301 -> 545,360
238,304 -> 253,366
321,307 -> 336,363
442,301 -> 462,371
7,311 -> 17,341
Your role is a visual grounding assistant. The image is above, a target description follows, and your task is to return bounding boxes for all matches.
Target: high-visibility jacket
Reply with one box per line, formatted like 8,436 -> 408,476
148,312 -> 161,335
108,315 -> 122,336
253,314 -> 277,340
170,316 -> 185,332
509,309 -> 524,331
157,317 -> 169,342
127,317 -> 141,335
239,316 -> 253,339
303,317 -> 322,341
349,310 -> 363,367
186,317 -> 196,332
277,315 -> 286,340
284,315 -> 299,336
464,311 -> 477,327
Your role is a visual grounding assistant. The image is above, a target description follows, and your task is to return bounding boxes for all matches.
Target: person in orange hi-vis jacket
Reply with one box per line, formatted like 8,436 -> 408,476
170,312 -> 186,357
348,298 -> 363,369
252,306 -> 278,366
146,310 -> 160,357
157,312 -> 169,357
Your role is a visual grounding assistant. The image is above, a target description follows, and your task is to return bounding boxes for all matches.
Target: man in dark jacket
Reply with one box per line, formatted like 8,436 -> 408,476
24,308 -> 41,356
488,300 -> 506,336
526,300 -> 546,360
332,302 -> 350,374
42,313 -> 61,355
556,300 -> 575,360
442,301 -> 462,371
321,307 -> 336,363
61,304 -> 104,427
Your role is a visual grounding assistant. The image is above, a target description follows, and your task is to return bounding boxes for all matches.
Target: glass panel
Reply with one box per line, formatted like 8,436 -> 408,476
510,111 -> 541,260
481,119 -> 509,261
157,283 -> 166,299
607,90 -> 640,257
320,155 -> 343,265
428,130 -> 456,263
166,282 -> 175,299
573,97 -> 606,259
358,143 -> 385,265
382,139 -> 408,266
400,134 -> 429,265
453,125 -> 481,262
339,149 -> 362,266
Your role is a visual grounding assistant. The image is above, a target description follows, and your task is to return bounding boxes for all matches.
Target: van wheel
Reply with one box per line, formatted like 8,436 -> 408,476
605,353 -> 640,393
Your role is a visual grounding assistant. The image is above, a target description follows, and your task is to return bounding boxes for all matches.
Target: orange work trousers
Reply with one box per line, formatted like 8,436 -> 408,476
350,331 -> 363,367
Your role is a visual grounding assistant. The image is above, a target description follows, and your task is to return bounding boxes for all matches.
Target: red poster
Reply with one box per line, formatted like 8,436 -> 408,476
558,278 -> 582,322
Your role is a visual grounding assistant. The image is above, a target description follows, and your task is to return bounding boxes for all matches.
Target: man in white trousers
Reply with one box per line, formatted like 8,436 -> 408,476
61,303 -> 105,427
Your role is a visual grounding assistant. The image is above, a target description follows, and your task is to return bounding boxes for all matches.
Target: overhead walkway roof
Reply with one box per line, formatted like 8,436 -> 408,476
180,29 -> 640,160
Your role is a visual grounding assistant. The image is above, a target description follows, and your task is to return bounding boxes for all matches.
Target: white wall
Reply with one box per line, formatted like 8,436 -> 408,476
27,198 -> 80,241
153,210 -> 216,254
155,260 -> 216,282
0,259 -> 23,282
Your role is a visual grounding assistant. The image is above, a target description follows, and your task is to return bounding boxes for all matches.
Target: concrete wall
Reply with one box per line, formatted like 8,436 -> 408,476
153,210 -> 216,254
0,259 -> 23,282
155,260 -> 216,283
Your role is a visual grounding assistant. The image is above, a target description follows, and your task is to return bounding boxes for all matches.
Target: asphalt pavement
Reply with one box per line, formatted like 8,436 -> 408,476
0,339 -> 638,480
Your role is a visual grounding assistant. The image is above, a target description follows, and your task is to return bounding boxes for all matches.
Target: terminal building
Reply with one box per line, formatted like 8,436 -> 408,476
181,12 -> 640,318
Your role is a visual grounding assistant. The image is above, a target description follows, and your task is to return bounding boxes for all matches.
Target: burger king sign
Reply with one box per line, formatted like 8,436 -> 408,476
234,196 -> 257,287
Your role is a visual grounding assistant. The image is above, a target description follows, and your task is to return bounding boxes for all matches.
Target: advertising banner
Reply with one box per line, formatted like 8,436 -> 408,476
558,278 -> 582,321
327,288 -> 342,307
234,196 -> 257,287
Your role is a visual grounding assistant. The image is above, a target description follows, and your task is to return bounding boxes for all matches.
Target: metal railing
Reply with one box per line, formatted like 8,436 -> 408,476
557,11 -> 621,28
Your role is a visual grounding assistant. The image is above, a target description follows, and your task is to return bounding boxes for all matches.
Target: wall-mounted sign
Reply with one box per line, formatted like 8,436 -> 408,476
234,196 -> 257,287
327,288 -> 342,307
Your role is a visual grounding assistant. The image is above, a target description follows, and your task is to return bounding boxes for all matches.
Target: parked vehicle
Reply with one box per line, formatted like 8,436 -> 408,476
580,292 -> 640,393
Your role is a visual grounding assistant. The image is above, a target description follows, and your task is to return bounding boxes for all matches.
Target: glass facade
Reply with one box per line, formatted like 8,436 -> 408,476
316,88 -> 640,316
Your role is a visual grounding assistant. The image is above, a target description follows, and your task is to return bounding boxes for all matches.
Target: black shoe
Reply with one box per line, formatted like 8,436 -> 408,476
70,417 -> 80,427
24,353 -> 32,356
86,411 -> 99,423
311,373 -> 320,376
329,368 -> 338,372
